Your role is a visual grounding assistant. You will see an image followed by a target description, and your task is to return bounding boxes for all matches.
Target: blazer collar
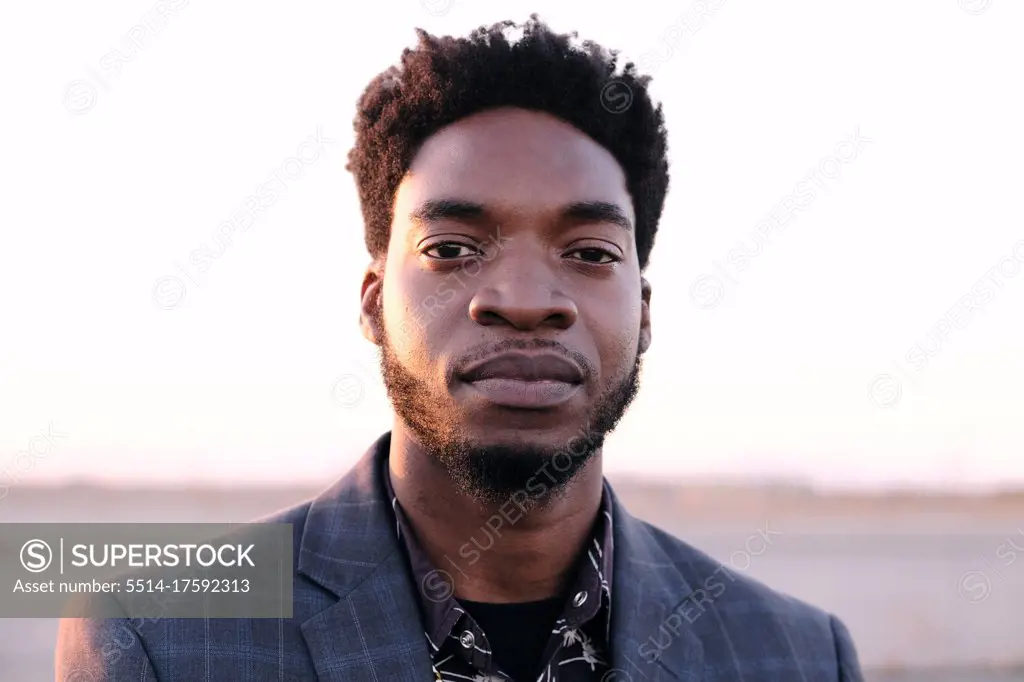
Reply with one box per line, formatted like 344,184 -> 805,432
297,432 -> 397,597
297,432 -> 433,682
296,433 -> 705,682
607,486 -> 705,681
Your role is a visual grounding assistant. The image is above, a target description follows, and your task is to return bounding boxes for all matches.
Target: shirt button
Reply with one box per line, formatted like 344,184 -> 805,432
459,630 -> 475,648
573,591 -> 588,607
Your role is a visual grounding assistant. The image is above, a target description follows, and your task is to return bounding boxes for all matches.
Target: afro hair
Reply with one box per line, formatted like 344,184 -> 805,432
346,14 -> 669,270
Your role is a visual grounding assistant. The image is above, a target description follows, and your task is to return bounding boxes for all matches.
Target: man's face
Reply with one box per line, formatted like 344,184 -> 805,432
361,107 -> 652,502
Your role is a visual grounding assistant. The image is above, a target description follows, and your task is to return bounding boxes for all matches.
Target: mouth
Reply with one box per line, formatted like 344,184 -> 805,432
456,351 -> 584,409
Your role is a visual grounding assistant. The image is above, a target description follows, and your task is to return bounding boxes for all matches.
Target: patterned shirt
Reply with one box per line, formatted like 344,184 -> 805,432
383,469 -> 615,681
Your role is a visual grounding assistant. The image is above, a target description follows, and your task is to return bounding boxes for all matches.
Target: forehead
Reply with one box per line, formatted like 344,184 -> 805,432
394,107 -> 633,224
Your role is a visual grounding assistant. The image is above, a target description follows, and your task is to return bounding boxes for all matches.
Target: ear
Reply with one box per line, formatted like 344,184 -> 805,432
638,276 -> 652,355
359,260 -> 384,346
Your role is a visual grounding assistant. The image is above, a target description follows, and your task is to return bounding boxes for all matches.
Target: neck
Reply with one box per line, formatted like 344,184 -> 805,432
387,426 -> 604,604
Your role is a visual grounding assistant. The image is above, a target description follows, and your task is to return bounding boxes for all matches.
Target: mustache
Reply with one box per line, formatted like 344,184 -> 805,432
448,338 -> 595,383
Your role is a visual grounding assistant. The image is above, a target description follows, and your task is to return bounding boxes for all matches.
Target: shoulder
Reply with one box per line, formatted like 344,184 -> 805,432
637,518 -> 849,640
250,497 -> 314,554
252,498 -> 314,525
55,592 -> 160,680
632,518 -> 864,678
56,499 -> 322,680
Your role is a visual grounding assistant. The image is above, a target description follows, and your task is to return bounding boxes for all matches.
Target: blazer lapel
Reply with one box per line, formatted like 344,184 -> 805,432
297,433 -> 434,682
294,434 -> 705,681
609,488 -> 705,682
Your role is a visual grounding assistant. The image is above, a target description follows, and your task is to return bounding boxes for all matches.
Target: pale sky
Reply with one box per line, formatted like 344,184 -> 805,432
2,0 -> 1022,490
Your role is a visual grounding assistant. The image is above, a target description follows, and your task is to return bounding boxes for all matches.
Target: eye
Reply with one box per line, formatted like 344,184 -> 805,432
422,242 -> 479,259
566,247 -> 619,264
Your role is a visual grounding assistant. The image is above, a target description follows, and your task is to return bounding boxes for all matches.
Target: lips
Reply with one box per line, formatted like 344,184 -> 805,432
458,352 -> 584,384
456,351 -> 585,409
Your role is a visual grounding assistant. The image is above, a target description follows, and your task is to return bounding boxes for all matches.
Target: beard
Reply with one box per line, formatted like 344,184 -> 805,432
375,312 -> 643,506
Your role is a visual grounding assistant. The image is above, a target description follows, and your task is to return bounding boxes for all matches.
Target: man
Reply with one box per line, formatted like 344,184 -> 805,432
58,16 -> 863,681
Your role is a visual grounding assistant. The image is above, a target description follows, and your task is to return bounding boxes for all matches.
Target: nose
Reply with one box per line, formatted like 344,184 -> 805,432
468,255 -> 578,332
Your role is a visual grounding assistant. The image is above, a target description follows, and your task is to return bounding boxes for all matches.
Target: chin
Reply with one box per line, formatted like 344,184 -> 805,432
457,415 -> 585,451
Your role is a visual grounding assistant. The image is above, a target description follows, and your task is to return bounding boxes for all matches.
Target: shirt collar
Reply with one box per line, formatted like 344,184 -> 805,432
381,458 -> 616,651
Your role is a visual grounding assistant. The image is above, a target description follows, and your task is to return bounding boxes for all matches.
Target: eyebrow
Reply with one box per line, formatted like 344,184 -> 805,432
407,199 -> 633,231
408,200 -> 487,227
561,201 -> 633,231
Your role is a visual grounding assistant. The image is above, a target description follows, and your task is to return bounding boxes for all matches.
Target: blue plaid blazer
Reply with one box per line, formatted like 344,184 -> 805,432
56,433 -> 864,681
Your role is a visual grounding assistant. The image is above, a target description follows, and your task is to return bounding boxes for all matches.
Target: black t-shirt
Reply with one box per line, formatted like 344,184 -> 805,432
459,596 -> 565,682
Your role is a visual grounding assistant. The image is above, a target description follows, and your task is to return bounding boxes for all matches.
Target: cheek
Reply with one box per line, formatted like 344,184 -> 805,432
382,296 -> 427,362
591,296 -> 642,371
381,268 -> 462,362
379,269 -> 417,357
607,328 -> 641,372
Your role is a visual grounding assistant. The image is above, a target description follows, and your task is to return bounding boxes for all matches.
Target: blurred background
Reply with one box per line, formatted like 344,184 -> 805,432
2,0 -> 1022,679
